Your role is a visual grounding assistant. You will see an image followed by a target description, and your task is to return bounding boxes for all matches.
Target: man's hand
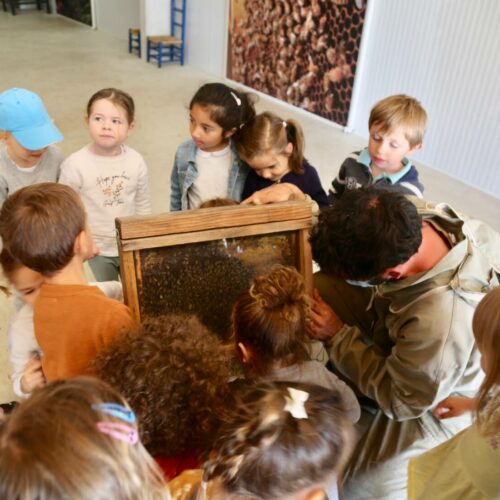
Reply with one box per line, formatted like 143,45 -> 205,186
20,357 -> 46,394
241,183 -> 306,205
433,396 -> 477,419
307,288 -> 344,341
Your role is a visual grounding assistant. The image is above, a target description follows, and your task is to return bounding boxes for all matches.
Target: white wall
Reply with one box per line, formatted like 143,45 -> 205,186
183,0 -> 228,76
349,0 -> 500,198
94,0 -> 140,40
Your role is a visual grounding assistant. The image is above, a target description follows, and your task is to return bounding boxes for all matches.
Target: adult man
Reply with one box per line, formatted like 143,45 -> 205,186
308,187 -> 500,498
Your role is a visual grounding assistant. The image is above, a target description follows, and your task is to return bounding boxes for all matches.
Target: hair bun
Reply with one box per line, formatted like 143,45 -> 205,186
250,266 -> 306,310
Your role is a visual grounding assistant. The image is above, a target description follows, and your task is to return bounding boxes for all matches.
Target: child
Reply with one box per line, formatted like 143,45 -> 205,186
0,377 -> 170,499
0,87 -> 64,207
170,82 -> 256,211
59,88 -> 151,281
232,265 -> 360,423
408,287 -> 500,499
169,381 -> 355,499
0,182 -> 135,382
237,111 -> 329,207
93,314 -> 235,480
0,247 -> 123,398
329,94 -> 427,201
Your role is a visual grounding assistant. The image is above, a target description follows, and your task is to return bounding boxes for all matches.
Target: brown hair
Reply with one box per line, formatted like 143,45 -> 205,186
199,198 -> 239,209
204,381 -> 354,499
0,248 -> 21,296
0,183 -> 86,276
93,314 -> 235,456
190,83 -> 256,138
87,88 -> 135,124
0,377 -> 169,499
236,112 -> 306,174
368,94 -> 428,148
472,287 -> 500,436
232,266 -> 310,375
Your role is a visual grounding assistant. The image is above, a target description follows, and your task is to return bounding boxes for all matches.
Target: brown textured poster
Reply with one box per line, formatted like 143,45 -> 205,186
227,0 -> 368,126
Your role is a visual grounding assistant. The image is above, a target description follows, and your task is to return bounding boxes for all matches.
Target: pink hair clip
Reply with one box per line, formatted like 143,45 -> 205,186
96,421 -> 139,445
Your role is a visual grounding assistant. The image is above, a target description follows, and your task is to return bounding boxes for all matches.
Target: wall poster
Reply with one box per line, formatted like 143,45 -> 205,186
227,0 -> 368,126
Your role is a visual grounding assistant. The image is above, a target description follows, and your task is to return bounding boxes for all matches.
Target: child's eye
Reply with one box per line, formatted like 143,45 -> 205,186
94,116 -> 103,122
112,119 -> 123,125
22,288 -> 35,296
390,143 -> 399,149
203,126 -> 211,133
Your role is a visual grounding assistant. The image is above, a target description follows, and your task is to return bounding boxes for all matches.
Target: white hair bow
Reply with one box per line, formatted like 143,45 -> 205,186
284,387 -> 309,419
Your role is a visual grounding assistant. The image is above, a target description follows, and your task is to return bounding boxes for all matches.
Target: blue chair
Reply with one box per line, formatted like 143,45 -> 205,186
147,0 -> 187,68
128,28 -> 141,58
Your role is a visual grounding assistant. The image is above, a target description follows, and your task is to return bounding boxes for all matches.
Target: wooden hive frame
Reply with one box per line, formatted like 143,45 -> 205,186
116,200 -> 313,323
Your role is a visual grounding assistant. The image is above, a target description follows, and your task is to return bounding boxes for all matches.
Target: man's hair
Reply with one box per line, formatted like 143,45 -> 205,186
0,183 -> 86,276
369,94 -> 427,147
93,314 -> 235,456
310,187 -> 422,280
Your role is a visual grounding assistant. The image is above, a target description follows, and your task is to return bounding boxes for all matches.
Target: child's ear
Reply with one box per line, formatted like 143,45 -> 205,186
224,127 -> 237,139
127,121 -> 135,134
237,342 -> 252,363
284,142 -> 294,156
0,131 -> 10,144
408,142 -> 422,156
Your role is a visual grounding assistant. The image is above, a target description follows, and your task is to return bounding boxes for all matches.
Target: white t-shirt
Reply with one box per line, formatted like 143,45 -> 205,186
188,144 -> 233,209
59,145 -> 151,256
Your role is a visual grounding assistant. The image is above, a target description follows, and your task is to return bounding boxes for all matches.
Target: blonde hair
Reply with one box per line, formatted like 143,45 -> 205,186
0,377 -> 170,499
236,112 -> 306,174
472,287 -> 500,436
232,265 -> 310,375
203,381 -> 354,499
368,94 -> 427,147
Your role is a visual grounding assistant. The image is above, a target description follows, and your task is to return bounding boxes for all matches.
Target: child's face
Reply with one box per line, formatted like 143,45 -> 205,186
87,99 -> 133,156
368,124 -> 421,174
10,266 -> 44,306
0,133 -> 48,168
246,150 -> 291,182
189,104 -> 230,153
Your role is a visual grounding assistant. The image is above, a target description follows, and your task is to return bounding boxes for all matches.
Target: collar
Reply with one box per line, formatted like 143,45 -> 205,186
196,143 -> 231,159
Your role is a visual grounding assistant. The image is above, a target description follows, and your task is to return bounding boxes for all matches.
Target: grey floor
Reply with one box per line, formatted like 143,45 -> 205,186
1,10 -> 499,403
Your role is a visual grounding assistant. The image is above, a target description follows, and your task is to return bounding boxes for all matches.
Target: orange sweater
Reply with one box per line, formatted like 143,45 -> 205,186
34,284 -> 135,381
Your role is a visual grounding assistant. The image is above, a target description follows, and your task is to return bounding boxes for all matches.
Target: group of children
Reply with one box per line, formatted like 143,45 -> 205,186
0,81 -> 498,499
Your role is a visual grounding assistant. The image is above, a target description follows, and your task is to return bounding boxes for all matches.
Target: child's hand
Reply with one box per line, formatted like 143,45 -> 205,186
307,288 -> 344,341
241,183 -> 305,205
20,357 -> 46,394
433,396 -> 477,419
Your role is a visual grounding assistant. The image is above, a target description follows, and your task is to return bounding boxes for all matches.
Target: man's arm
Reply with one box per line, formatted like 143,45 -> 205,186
312,291 -> 478,420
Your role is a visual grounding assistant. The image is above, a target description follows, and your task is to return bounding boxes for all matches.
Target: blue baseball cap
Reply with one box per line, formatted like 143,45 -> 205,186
0,88 -> 63,150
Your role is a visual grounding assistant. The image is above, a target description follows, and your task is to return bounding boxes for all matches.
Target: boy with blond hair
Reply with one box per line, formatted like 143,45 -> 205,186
329,94 -> 427,200
0,88 -> 64,208
0,183 -> 134,381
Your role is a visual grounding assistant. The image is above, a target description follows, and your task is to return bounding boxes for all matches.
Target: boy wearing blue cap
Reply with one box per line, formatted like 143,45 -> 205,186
0,88 -> 64,207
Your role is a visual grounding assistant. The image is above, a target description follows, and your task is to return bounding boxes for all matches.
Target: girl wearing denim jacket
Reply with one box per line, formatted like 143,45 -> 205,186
170,83 -> 256,211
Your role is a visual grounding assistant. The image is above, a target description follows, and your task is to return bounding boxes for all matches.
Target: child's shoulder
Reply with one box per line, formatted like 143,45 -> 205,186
175,138 -> 196,156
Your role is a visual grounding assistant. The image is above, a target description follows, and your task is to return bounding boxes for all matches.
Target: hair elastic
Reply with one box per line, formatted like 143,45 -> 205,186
97,421 -> 139,445
230,91 -> 242,106
284,387 -> 309,419
282,120 -> 287,128
92,402 -> 136,423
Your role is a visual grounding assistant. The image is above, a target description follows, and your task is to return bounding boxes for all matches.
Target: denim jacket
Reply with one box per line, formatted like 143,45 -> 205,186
170,139 -> 249,211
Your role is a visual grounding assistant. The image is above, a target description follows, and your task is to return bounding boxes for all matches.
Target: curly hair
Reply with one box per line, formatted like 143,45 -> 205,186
203,381 -> 354,499
93,314 -> 235,456
310,186 -> 422,280
232,265 -> 310,375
